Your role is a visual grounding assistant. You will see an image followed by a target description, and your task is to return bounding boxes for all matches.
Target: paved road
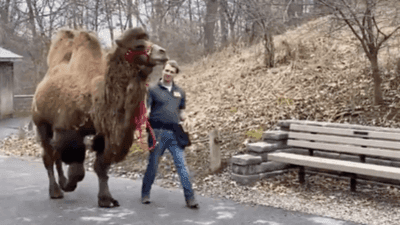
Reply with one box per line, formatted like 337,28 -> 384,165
0,155 -> 362,225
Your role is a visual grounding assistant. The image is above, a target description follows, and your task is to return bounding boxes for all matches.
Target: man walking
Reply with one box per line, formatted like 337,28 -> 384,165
141,60 -> 198,209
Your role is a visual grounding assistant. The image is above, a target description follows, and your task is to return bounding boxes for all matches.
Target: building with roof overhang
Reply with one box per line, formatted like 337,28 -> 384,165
0,47 -> 23,119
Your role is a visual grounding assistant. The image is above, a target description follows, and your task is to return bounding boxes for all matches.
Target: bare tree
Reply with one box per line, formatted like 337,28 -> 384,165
219,0 -> 228,46
220,0 -> 241,41
104,0 -> 115,41
25,0 -> 37,38
241,0 -> 281,68
204,0 -> 218,52
318,0 -> 400,105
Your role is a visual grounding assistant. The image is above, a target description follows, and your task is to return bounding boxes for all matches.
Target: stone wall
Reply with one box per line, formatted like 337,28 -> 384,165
13,95 -> 33,113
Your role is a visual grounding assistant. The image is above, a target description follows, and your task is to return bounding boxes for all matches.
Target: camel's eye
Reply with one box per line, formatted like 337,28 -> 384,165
136,45 -> 145,49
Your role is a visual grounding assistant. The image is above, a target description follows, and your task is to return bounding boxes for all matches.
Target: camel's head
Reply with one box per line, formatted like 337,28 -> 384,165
115,27 -> 169,67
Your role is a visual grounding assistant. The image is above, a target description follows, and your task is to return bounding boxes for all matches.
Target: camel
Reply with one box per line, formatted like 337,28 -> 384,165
32,27 -> 168,207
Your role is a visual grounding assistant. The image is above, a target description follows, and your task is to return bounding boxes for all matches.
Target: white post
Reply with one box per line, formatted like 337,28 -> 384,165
209,129 -> 221,173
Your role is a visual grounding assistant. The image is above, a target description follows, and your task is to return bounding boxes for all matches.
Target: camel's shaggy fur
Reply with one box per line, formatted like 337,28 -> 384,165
33,27 -> 168,207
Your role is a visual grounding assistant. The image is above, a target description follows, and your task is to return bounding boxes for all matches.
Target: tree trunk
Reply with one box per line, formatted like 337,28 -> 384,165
117,0 -> 124,31
0,0 -> 10,25
48,3 -> 54,39
94,0 -> 100,31
188,0 -> 192,22
370,54 -> 383,105
229,21 -> 235,41
196,0 -> 203,41
219,0 -> 228,46
263,30 -> 274,68
25,0 -> 37,38
127,0 -> 133,28
204,0 -> 218,53
104,0 -> 114,41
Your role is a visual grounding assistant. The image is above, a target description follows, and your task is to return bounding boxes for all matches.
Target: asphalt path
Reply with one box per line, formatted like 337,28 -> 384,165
0,117 -> 363,225
0,155 -> 363,225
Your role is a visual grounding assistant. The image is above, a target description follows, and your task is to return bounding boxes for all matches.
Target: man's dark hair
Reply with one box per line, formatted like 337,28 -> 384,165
163,60 -> 180,74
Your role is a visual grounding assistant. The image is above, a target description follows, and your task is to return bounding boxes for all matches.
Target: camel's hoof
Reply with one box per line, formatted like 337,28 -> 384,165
98,197 -> 120,208
50,187 -> 64,199
62,184 -> 77,192
58,177 -> 67,189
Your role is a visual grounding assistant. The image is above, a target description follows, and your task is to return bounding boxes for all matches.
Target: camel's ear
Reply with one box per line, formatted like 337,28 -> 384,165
65,30 -> 74,39
78,32 -> 92,41
115,38 -> 124,48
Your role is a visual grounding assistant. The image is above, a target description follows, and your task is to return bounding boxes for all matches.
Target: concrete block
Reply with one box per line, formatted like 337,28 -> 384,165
248,151 -> 269,162
247,142 -> 278,153
262,130 -> 289,141
232,164 -> 259,175
230,154 -> 262,166
277,120 -> 292,129
231,173 -> 259,185
258,161 -> 293,173
248,141 -> 287,154
271,140 -> 288,149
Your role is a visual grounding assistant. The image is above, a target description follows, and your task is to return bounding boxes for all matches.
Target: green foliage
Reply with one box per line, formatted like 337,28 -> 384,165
230,106 -> 238,113
245,127 -> 264,140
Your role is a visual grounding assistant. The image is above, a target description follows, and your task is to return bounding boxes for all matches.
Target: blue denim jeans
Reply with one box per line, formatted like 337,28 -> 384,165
141,128 -> 195,200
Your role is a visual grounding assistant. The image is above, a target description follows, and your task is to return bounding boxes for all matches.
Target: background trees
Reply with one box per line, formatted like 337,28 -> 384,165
316,0 -> 400,105
2,0 -> 399,102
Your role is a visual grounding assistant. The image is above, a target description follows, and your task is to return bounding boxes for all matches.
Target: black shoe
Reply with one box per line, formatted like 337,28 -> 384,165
186,198 -> 199,209
141,196 -> 151,204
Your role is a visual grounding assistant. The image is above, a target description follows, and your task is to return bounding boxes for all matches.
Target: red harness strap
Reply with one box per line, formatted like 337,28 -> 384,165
131,101 -> 156,151
125,46 -> 151,64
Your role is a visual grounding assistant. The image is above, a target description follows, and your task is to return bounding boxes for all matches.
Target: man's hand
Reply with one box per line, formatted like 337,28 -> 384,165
139,124 -> 152,151
179,110 -> 186,121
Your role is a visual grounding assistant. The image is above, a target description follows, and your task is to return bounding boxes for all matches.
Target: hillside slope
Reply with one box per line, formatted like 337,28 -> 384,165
173,17 -> 400,175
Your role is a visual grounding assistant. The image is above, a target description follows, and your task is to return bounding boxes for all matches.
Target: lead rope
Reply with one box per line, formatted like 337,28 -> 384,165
133,101 -> 156,151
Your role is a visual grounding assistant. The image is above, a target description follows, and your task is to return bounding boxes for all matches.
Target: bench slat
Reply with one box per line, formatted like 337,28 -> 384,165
290,124 -> 400,141
279,120 -> 400,133
289,132 -> 400,150
288,139 -> 400,159
268,152 -> 400,180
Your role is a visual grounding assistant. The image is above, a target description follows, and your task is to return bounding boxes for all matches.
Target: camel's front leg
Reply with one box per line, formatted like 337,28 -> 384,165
42,144 -> 64,199
94,152 -> 119,208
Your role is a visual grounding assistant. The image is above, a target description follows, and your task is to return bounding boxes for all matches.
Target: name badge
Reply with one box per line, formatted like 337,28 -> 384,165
173,91 -> 181,98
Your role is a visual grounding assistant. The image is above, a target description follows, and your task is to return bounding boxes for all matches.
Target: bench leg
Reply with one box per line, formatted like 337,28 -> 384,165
350,174 -> 357,192
298,166 -> 305,184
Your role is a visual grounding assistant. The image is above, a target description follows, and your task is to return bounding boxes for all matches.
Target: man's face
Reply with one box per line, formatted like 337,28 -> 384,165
162,64 -> 177,83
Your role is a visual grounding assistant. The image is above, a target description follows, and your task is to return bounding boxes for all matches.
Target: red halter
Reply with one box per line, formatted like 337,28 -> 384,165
124,46 -> 152,64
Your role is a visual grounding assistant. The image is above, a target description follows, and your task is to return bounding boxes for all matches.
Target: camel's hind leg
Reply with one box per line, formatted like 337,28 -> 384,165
37,123 -> 64,199
92,135 -> 119,208
52,129 -> 86,192
55,159 -> 67,190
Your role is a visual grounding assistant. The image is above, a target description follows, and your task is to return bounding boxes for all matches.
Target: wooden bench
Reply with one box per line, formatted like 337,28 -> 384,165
268,121 -> 400,191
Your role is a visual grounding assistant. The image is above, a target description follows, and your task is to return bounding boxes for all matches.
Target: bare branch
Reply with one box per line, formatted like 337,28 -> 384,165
377,26 -> 400,49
